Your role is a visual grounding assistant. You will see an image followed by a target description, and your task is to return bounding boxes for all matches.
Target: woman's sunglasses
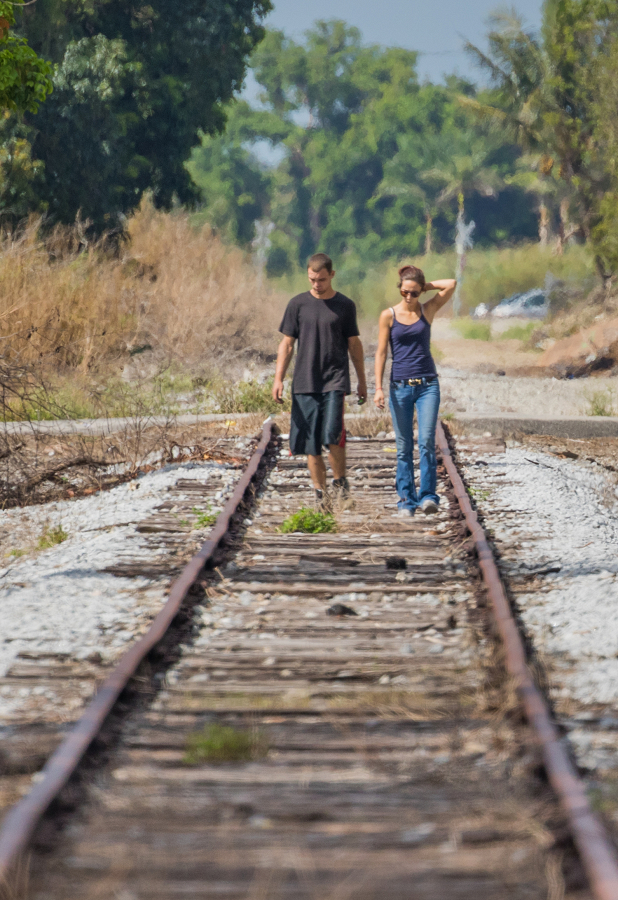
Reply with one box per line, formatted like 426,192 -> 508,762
401,289 -> 421,298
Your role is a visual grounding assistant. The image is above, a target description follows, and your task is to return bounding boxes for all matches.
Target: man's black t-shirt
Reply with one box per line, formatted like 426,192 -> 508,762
279,291 -> 359,394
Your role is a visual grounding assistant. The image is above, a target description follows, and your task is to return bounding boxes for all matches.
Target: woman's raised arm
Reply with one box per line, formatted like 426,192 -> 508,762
422,279 -> 457,324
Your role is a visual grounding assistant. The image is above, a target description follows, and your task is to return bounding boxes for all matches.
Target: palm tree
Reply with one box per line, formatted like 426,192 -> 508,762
506,154 -> 555,247
421,149 -> 504,222
374,179 -> 440,256
462,11 -> 548,151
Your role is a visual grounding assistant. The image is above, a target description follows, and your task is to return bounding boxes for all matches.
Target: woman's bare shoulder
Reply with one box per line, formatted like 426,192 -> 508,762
379,307 -> 394,323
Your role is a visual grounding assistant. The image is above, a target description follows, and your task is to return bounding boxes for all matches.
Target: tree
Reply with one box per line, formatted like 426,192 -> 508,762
188,102 -> 273,245
187,21 -> 540,268
467,3 -> 618,287
0,0 -> 52,114
10,0 -> 271,229
422,149 -> 504,221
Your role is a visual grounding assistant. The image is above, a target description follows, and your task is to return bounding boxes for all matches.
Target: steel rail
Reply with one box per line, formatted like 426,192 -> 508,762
0,420 -> 275,880
436,421 -> 618,900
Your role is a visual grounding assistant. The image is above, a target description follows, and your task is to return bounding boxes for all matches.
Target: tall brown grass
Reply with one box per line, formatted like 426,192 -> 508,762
0,198 -> 286,373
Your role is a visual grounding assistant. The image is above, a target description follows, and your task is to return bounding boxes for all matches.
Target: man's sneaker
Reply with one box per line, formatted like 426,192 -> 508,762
332,476 -> 354,510
392,507 -> 414,518
420,498 -> 439,515
315,489 -> 332,512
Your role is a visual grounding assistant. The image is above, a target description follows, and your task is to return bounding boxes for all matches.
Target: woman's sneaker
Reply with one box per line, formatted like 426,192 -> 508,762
393,507 -> 414,518
420,498 -> 438,515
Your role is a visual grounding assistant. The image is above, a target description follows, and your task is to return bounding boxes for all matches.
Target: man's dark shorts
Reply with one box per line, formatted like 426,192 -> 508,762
290,391 -> 346,456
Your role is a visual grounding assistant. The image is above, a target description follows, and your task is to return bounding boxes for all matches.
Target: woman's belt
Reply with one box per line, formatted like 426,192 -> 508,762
391,375 -> 438,386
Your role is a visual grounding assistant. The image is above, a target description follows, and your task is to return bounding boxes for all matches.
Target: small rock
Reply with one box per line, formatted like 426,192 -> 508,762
429,643 -> 444,654
386,556 -> 407,570
400,823 -> 436,845
327,603 -> 358,617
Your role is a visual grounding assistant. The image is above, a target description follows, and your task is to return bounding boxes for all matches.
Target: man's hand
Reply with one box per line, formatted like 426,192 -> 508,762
273,336 -> 295,404
374,387 -> 385,410
272,377 -> 285,404
357,379 -> 368,403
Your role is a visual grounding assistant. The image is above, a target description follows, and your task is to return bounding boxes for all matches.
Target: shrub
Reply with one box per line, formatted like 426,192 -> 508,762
584,389 -> 616,417
215,377 -> 291,414
279,508 -> 337,534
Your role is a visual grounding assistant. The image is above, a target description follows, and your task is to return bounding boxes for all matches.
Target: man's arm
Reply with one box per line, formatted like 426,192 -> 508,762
348,336 -> 367,402
272,335 -> 295,403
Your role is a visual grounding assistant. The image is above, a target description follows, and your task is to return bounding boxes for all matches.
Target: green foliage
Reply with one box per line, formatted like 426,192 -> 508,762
584,388 -> 616,417
188,101 -> 273,246
0,1 -> 52,114
8,0 -> 271,230
216,377 -> 291,414
192,507 -> 218,529
500,322 -> 537,341
452,318 -> 491,341
184,723 -> 268,764
279,507 -> 337,534
0,117 -> 46,221
190,21 -> 538,260
466,3 -> 618,284
37,524 -> 68,549
274,242 -> 593,320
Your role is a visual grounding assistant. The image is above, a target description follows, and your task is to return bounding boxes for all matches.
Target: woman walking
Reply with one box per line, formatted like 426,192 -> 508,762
374,264 -> 456,517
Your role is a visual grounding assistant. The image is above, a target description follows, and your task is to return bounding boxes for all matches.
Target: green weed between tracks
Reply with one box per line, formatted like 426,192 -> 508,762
37,525 -> 68,550
183,723 -> 268,764
192,507 -> 218,528
278,508 -> 337,534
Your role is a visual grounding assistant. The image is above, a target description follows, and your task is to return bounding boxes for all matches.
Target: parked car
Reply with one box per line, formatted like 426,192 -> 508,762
472,288 -> 549,320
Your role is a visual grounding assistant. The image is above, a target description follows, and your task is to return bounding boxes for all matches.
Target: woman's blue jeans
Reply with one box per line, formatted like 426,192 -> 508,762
388,378 -> 440,512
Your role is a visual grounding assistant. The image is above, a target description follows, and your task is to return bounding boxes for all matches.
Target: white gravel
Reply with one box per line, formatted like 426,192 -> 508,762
457,441 -> 618,705
0,460 -> 240,719
440,370 -> 618,417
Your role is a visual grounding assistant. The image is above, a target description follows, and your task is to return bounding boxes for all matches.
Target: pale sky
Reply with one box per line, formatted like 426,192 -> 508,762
261,0 -> 543,83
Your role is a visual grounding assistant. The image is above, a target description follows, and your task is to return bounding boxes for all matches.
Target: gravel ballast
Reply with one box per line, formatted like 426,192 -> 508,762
0,459 -> 242,721
456,438 -> 618,708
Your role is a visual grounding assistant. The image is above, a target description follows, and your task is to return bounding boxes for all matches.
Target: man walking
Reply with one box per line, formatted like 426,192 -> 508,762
272,253 -> 367,509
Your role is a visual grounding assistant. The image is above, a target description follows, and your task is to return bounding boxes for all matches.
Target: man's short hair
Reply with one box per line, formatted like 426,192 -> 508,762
307,252 -> 333,274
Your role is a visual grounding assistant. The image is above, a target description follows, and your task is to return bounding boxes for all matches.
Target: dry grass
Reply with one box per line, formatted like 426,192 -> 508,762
345,414 -> 392,437
0,198 -> 285,374
0,422 -> 252,509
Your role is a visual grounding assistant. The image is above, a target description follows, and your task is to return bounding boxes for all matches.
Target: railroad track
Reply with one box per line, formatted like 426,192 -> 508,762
0,421 -> 617,899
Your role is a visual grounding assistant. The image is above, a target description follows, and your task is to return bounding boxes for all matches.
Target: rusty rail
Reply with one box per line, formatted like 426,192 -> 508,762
0,419 -> 275,880
2,417 -> 617,899
436,421 -> 618,900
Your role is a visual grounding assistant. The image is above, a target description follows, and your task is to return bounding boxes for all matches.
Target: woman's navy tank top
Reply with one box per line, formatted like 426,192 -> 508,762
389,307 -> 437,381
